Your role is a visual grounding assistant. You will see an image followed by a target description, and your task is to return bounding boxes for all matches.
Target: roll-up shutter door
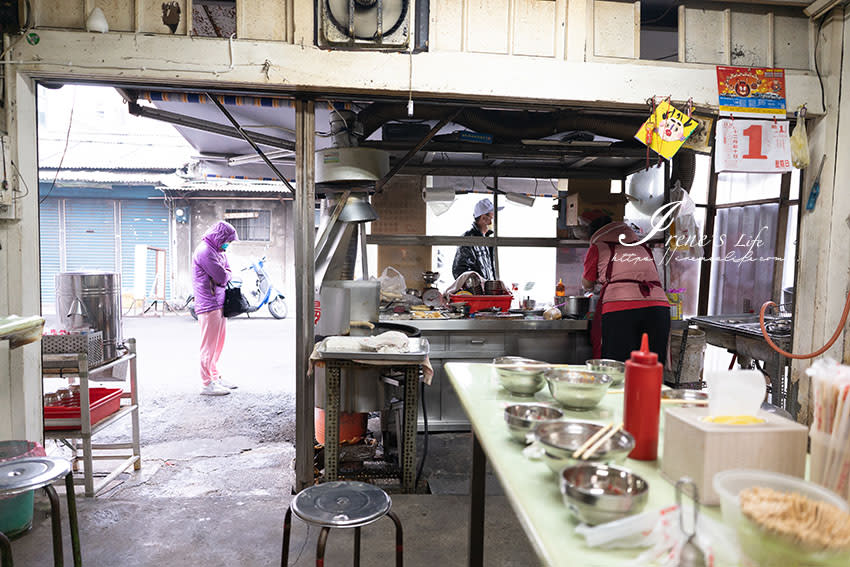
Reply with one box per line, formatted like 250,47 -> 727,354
120,200 -> 170,299
39,198 -> 62,308
64,200 -> 117,272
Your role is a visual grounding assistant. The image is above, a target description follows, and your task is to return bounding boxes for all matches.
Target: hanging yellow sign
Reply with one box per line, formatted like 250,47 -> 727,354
634,101 -> 699,160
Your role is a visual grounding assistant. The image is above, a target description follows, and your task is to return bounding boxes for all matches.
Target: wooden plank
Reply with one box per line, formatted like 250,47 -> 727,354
771,172 -> 792,306
697,149 -> 718,316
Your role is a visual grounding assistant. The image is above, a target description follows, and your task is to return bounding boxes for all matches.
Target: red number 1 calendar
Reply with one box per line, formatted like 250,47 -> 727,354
715,118 -> 792,173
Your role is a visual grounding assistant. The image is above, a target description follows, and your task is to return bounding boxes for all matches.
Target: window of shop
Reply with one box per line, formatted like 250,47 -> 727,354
225,209 -> 271,241
425,190 -> 559,305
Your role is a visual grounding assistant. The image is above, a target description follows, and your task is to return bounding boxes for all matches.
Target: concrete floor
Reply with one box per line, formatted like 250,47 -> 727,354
9,314 -> 539,566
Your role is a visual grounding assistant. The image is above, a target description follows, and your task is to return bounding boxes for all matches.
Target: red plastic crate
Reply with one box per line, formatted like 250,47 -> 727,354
43,387 -> 123,431
449,294 -> 513,314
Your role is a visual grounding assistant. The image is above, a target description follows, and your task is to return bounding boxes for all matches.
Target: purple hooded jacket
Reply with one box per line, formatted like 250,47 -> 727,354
192,221 -> 238,315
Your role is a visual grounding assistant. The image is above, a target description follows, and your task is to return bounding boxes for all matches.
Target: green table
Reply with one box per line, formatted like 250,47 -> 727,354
443,362 -> 728,567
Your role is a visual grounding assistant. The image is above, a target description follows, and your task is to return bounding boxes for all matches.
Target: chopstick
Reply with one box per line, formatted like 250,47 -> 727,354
572,422 -> 614,459
581,423 -> 624,460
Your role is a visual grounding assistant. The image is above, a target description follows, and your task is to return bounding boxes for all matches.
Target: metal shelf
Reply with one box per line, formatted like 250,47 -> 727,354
42,339 -> 141,497
44,404 -> 139,436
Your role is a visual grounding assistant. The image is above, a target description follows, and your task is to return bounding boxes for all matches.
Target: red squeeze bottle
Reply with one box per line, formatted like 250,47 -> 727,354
623,333 -> 663,460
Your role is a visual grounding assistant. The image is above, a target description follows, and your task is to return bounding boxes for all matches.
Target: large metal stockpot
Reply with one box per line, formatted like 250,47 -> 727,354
55,272 -> 123,361
557,295 -> 591,318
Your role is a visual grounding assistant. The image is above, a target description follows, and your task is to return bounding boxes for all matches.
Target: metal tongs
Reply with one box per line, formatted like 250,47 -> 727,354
675,477 -> 707,567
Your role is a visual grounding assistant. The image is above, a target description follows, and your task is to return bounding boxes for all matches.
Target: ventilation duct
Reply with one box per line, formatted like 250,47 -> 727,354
357,102 -> 646,143
316,109 -> 390,185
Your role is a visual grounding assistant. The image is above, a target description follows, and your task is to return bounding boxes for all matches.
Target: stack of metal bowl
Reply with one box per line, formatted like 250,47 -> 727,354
493,356 -> 546,396
504,404 -> 564,444
560,463 -> 649,525
533,420 -> 634,474
585,359 -> 625,387
543,368 -> 612,410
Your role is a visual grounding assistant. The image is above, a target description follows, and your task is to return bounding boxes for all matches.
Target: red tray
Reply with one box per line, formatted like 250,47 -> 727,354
449,294 -> 513,314
44,387 -> 123,431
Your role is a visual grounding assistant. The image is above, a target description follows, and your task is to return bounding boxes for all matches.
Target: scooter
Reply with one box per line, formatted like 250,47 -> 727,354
237,256 -> 288,319
188,256 -> 287,320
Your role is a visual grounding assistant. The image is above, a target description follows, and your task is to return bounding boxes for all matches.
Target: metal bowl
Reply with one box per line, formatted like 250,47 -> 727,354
585,359 -> 625,386
504,404 -> 564,444
560,463 -> 649,525
544,368 -> 612,410
493,357 -> 546,396
533,420 -> 635,474
661,389 -> 708,407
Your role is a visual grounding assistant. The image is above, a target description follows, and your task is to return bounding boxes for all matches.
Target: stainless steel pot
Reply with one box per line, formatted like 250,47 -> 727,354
55,272 -> 123,361
558,295 -> 590,318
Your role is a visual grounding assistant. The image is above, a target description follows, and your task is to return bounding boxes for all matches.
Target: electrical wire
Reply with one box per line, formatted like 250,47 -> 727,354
9,160 -> 30,200
40,92 -> 76,205
641,2 -> 679,26
815,19 -> 826,113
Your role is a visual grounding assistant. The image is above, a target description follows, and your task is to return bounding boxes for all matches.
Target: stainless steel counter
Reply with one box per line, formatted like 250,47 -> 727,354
390,318 -> 588,332
387,316 -> 591,431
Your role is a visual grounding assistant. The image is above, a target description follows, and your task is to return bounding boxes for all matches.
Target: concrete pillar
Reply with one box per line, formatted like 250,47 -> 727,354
0,70 -> 42,441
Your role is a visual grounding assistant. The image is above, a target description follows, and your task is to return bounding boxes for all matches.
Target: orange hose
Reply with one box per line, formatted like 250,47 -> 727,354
759,290 -> 850,359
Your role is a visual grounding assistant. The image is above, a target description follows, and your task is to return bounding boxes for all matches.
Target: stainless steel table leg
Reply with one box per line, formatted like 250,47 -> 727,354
325,362 -> 341,482
402,366 -> 419,493
44,485 -> 64,567
0,530 -> 12,567
281,506 -> 293,567
64,472 -> 81,567
469,432 -> 485,567
128,340 -> 141,471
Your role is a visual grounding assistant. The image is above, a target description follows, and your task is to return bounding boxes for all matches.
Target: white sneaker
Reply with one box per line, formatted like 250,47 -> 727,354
200,382 -> 231,396
214,378 -> 237,389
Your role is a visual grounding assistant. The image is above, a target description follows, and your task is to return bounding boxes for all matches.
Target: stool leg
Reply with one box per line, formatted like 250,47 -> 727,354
280,507 -> 293,567
44,485 -> 64,567
387,511 -> 404,567
64,472 -> 82,567
316,527 -> 330,567
353,526 -> 361,567
0,531 -> 13,567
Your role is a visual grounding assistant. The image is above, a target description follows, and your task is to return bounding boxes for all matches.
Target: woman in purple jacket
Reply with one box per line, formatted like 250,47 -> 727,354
193,221 -> 239,396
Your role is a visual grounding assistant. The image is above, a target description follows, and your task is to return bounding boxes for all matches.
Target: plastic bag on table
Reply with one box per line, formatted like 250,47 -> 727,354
377,266 -> 407,299
575,504 -> 738,566
791,113 -> 810,169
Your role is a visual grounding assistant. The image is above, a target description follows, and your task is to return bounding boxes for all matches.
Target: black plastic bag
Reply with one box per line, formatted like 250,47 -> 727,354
223,283 -> 250,318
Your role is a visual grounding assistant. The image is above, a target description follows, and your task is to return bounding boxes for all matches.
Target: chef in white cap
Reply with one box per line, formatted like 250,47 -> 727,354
452,198 -> 503,280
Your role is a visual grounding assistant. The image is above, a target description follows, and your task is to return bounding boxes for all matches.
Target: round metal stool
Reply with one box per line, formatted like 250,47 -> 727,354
281,481 -> 403,567
0,458 -> 81,567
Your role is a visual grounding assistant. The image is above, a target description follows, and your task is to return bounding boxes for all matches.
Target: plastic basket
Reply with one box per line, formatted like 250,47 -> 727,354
42,331 -> 104,366
43,387 -> 123,431
449,294 -> 512,314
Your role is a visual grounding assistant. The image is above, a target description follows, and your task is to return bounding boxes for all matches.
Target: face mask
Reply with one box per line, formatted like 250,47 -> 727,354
221,242 -> 229,251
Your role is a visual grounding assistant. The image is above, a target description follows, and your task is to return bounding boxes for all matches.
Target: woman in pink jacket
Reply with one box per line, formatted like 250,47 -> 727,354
582,216 -> 670,363
193,221 -> 239,396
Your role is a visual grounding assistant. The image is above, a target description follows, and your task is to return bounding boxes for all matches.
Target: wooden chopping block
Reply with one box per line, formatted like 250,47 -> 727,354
661,406 -> 808,506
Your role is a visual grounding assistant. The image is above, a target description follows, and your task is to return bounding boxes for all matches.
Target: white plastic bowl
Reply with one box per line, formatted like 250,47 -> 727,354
713,469 -> 850,567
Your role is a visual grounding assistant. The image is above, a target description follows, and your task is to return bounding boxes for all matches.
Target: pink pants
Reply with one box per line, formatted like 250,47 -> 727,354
198,309 -> 227,386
